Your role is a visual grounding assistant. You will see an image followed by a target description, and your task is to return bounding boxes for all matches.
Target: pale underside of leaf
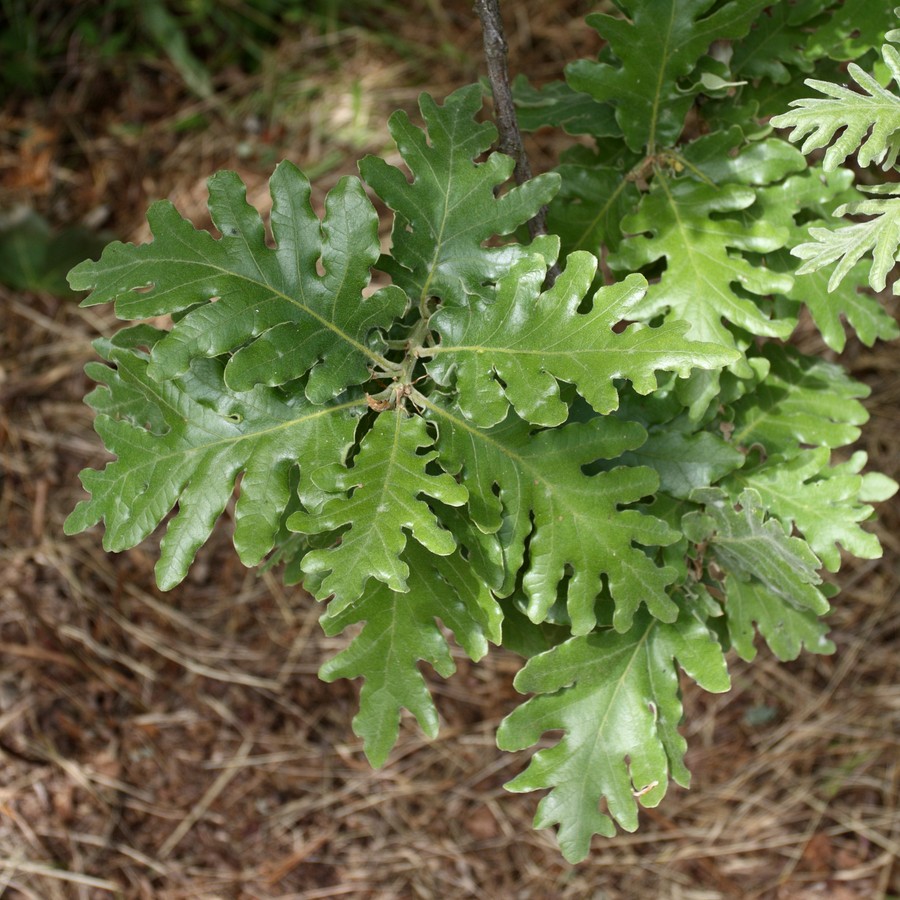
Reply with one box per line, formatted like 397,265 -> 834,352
684,487 -> 827,615
792,196 -> 900,293
771,59 -> 900,172
724,578 -> 834,662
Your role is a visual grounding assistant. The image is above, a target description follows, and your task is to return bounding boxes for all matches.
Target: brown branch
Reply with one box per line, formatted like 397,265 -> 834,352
474,0 -> 552,247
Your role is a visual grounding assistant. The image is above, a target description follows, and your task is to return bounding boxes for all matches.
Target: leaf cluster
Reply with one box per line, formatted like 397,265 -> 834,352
68,3 -> 898,863
770,9 -> 900,296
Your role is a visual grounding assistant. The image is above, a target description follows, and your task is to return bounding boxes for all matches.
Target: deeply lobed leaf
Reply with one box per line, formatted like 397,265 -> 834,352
612,173 -> 796,380
724,578 -> 835,662
320,544 -> 501,766
730,345 -> 870,455
726,448 -> 897,572
69,162 -> 407,403
426,251 -> 738,428
360,84 -> 560,309
545,160 -> 640,255
64,331 -> 361,589
729,2 -> 820,85
747,169 -> 900,351
683,487 -> 828,616
803,0 -> 898,62
65,3 -> 900,863
497,611 -> 730,863
426,400 -> 681,635
288,408 -> 467,612
567,0 -> 769,151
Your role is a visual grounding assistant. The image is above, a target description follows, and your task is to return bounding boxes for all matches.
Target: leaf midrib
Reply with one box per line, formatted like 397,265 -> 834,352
109,253 -> 391,370
103,396 -> 365,472
422,398 -> 641,539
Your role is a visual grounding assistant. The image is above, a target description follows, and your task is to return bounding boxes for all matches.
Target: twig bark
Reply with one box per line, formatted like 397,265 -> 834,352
474,0 -> 551,245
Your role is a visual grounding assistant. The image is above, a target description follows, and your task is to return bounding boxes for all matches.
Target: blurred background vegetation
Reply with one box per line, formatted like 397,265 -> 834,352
0,0 -> 594,290
0,0 -> 497,290
1,0 -> 420,101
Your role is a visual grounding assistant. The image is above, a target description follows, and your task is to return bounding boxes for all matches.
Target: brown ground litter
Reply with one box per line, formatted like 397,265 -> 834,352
1,2 -> 898,897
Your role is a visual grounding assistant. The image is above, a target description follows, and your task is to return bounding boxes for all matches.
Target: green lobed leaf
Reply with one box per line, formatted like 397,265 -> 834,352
803,0 -> 898,61
718,4 -> 855,119
619,428 -> 746,500
497,610 -> 730,863
288,408 -> 467,612
426,252 -> 738,429
320,544 -> 502,766
683,487 -> 828,616
359,84 -> 559,309
425,399 -> 680,634
512,75 -> 620,137
63,6 -> 900,855
607,136 -> 809,399
566,0 -> 769,152
793,251 -> 900,348
68,162 -> 407,402
726,448 -> 897,572
730,345 -> 870,455
64,333 -> 361,590
729,2 -> 822,85
724,578 -> 835,662
82,325 -> 171,433
611,172 -> 796,378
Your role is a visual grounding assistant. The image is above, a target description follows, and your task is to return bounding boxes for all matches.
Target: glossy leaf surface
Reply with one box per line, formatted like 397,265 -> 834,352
427,400 -> 680,634
320,544 -> 501,766
360,84 -> 559,308
612,174 -> 795,370
288,408 -> 467,611
64,332 -> 360,589
567,0 -> 768,151
498,612 -> 730,862
427,252 -> 737,428
69,162 -> 407,402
